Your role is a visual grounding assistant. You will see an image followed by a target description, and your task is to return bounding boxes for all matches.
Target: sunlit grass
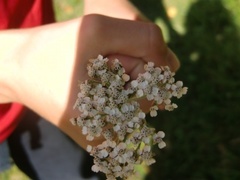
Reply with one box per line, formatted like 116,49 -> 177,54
0,164 -> 29,180
53,0 -> 83,22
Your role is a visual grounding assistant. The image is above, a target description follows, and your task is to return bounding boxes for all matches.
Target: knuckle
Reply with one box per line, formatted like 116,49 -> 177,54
81,14 -> 106,39
145,23 -> 179,72
147,23 -> 168,58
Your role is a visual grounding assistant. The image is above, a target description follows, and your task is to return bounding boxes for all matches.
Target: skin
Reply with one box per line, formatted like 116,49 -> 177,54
0,1 -> 179,149
83,0 -> 148,20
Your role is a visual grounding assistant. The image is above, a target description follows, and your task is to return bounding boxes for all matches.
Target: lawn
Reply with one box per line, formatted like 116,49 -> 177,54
133,0 -> 240,179
1,0 -> 240,179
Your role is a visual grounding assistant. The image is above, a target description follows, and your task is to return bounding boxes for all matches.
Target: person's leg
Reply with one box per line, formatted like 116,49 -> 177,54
8,109 -> 98,180
0,140 -> 11,173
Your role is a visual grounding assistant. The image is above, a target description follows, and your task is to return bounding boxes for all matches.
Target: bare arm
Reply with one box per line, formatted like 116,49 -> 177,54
83,0 -> 147,20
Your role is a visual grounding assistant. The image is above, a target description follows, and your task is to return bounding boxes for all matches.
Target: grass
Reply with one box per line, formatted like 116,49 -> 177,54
132,0 -> 240,179
0,165 -> 29,180
53,0 -> 83,22
2,0 -> 240,179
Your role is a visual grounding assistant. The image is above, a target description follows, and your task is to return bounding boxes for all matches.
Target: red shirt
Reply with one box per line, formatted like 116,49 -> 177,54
0,0 -> 55,143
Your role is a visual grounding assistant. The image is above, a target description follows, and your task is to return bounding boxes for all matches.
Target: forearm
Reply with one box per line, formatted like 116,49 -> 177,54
0,29 -> 30,103
17,20 -> 94,148
0,18 -> 102,149
16,20 -> 78,119
0,21 -> 76,111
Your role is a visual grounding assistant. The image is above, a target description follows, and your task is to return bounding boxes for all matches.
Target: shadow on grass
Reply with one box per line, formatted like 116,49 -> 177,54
132,0 -> 240,179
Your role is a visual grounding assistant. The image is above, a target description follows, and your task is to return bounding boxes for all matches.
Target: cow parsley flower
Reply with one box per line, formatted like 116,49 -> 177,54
70,55 -> 188,179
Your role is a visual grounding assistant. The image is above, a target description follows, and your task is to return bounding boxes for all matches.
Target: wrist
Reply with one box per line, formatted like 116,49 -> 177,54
83,0 -> 141,20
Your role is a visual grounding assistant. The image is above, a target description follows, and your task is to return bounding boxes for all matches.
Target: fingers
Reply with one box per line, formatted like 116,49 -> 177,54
80,15 -> 180,72
107,54 -> 145,80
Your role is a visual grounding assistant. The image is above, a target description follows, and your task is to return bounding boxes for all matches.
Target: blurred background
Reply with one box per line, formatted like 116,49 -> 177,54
1,0 -> 240,179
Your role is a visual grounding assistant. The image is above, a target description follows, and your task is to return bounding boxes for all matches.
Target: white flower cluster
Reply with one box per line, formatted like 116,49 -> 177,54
70,55 -> 187,180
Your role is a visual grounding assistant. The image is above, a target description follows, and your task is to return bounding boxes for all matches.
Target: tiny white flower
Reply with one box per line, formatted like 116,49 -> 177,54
152,86 -> 159,96
87,145 -> 92,152
158,72 -> 164,79
165,103 -> 178,111
136,89 -> 144,97
143,72 -> 152,80
122,74 -> 130,82
109,141 -> 117,148
150,110 -> 158,117
97,54 -> 103,60
165,83 -> 171,90
121,104 -> 129,113
146,94 -> 154,101
182,87 -> 188,94
171,84 -> 177,91
109,109 -> 116,116
157,131 -> 165,138
118,142 -> 127,150
127,127 -> 134,133
131,80 -> 138,88
143,137 -> 151,144
104,106 -> 111,114
113,124 -> 121,132
132,116 -> 139,123
128,104 -> 135,111
97,69 -> 107,75
127,121 -> 134,128
150,105 -> 158,117
138,81 -> 148,89
144,62 -> 154,71
164,99 -> 171,105
138,112 -> 146,119
82,126 -> 88,135
158,141 -> 166,149
103,129 -> 114,140
91,165 -> 100,172
134,123 -> 140,129
113,165 -> 122,173
97,97 -> 106,104
69,118 -> 77,126
145,158 -> 156,166
86,135 -> 94,141
98,149 -> 108,158
144,145 -> 151,152
153,131 -> 165,145
176,80 -> 183,87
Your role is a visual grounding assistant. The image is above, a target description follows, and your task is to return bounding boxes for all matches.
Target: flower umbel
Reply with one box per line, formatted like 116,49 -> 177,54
71,55 -> 187,180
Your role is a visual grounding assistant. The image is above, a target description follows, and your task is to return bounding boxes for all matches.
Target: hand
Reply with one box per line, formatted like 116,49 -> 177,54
0,14 -> 179,148
83,0 -> 178,111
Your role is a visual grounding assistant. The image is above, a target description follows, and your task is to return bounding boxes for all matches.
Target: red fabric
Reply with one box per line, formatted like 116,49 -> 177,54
0,0 -> 55,143
0,0 -> 55,29
0,103 -> 26,143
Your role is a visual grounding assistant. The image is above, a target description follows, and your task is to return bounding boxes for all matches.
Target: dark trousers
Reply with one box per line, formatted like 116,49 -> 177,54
5,109 -> 98,180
